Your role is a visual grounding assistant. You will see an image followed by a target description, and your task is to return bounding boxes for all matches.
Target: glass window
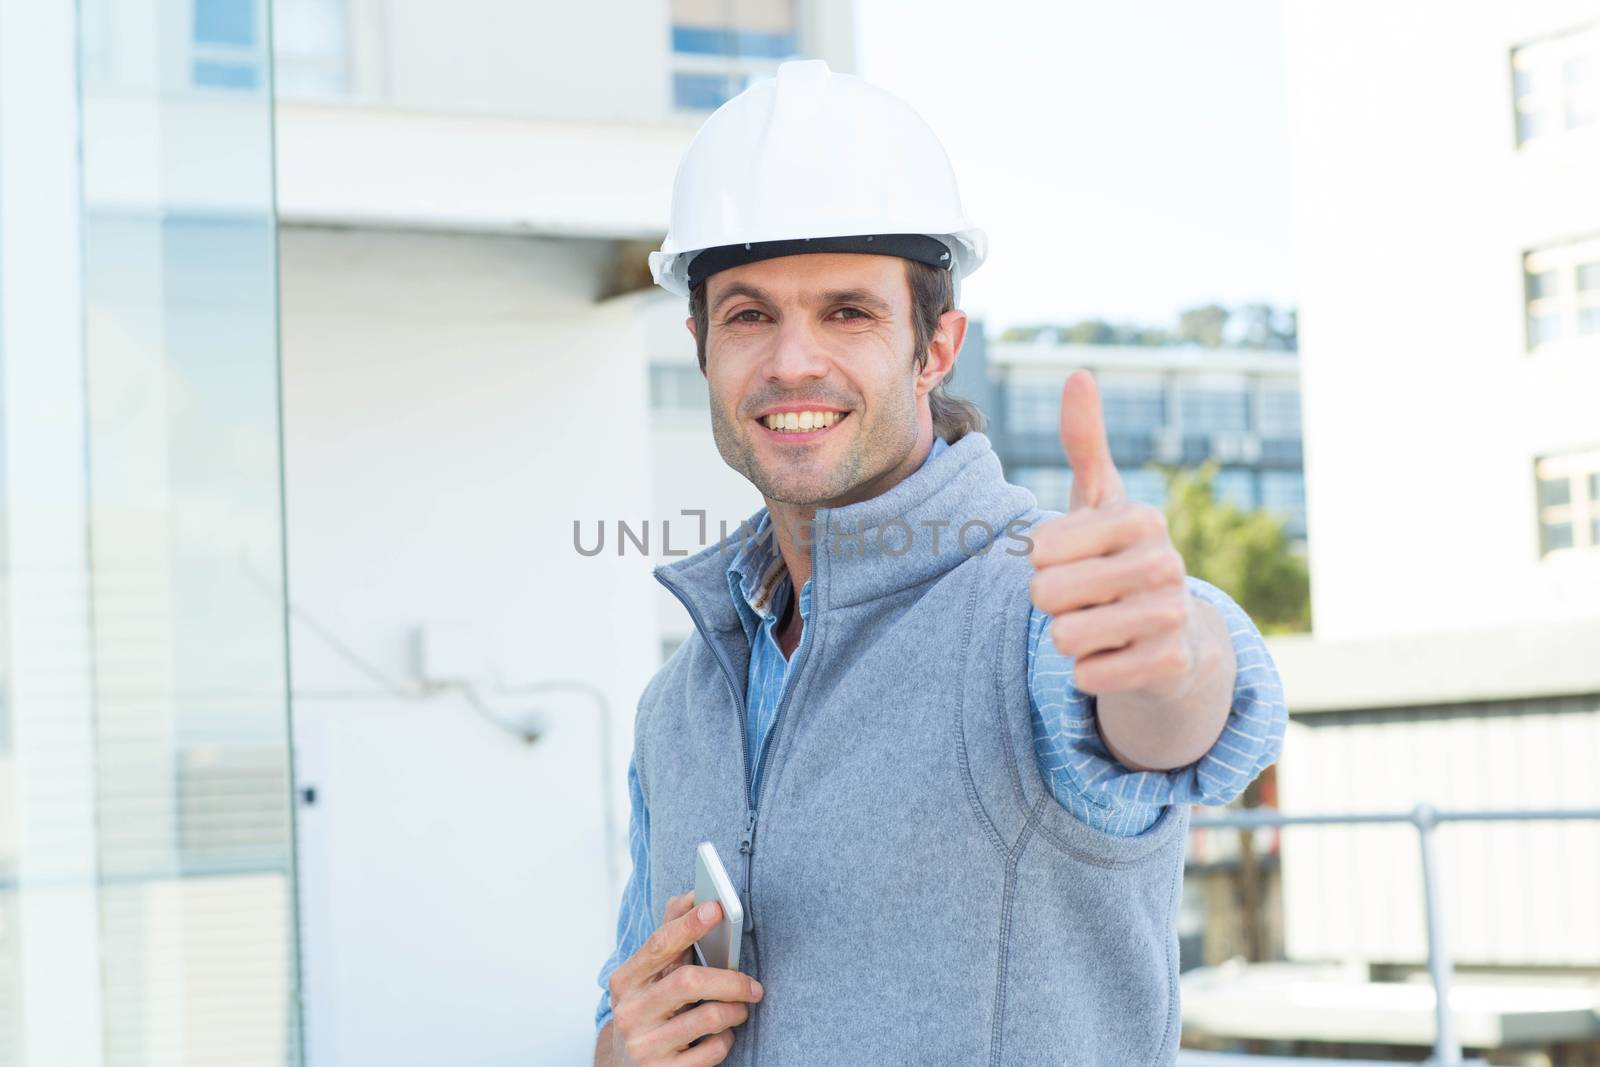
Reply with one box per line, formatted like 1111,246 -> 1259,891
1529,310 -> 1564,346
670,0 -> 795,110
1513,24 -> 1600,145
1589,470 -> 1599,500
1541,520 -> 1575,553
191,0 -> 264,92
1003,381 -> 1061,436
2,0 -> 301,1056
649,364 -> 709,412
273,0 -> 350,97
1526,268 -> 1559,301
194,0 -> 255,45
1100,387 -> 1164,433
1524,237 -> 1600,349
1261,470 -> 1306,512
1211,468 -> 1257,511
1180,389 -> 1250,433
1259,389 -> 1302,437
673,71 -> 746,111
1123,469 -> 1167,509
1538,475 -> 1572,508
1010,465 -> 1073,509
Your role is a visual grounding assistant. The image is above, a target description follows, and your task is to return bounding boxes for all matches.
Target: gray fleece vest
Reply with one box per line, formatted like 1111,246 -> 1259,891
639,431 -> 1188,1066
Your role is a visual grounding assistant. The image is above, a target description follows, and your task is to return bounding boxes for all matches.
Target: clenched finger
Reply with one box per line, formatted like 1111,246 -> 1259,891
1047,589 -> 1190,660
680,1029 -> 736,1066
1030,544 -> 1184,616
637,1000 -> 750,1061
1073,630 -> 1193,694
1028,502 -> 1166,568
637,964 -> 763,1024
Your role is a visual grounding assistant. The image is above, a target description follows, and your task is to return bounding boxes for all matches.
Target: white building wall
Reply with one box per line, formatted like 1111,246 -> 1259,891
279,227 -> 659,1065
1277,697 -> 1600,968
1284,0 -> 1600,642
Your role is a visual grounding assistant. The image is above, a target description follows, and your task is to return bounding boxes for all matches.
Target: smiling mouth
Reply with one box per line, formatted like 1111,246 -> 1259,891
757,410 -> 850,436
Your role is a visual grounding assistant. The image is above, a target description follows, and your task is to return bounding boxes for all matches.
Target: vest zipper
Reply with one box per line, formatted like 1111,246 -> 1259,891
653,568 -> 755,908
656,565 -> 819,1067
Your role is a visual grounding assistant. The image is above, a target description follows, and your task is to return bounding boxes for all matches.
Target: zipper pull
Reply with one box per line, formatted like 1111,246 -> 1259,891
739,809 -> 758,856
739,810 -> 758,934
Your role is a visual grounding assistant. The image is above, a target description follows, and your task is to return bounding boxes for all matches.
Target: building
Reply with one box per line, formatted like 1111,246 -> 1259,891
978,334 -> 1306,541
1181,3 -> 1600,1059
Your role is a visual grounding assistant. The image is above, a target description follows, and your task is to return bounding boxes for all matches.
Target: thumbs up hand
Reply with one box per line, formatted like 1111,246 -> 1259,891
1027,370 -> 1197,701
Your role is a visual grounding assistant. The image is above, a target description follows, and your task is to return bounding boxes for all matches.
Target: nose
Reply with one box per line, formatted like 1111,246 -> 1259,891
762,315 -> 830,385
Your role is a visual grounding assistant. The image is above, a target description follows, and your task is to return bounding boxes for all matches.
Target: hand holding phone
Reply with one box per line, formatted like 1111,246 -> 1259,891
692,841 -> 745,972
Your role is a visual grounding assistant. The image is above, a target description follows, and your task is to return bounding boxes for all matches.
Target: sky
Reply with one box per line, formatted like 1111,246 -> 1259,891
854,0 -> 1297,333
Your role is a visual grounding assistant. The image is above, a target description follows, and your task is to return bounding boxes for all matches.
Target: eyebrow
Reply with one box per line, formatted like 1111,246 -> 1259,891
711,283 -> 893,316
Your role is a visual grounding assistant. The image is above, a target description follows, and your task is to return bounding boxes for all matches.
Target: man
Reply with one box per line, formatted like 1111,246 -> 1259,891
595,60 -> 1285,1066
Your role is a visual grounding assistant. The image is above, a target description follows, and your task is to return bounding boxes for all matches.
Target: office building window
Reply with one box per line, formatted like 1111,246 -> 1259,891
649,364 -> 709,413
192,0 -> 263,91
1123,469 -> 1167,509
1259,388 -> 1302,437
671,0 -> 798,111
1512,23 -> 1600,146
273,0 -> 349,97
1210,468 -> 1257,511
1180,388 -> 1250,433
1100,387 -> 1165,433
1003,380 -> 1062,436
1524,237 -> 1600,350
1260,470 -> 1306,515
1535,449 -> 1600,557
1010,465 -> 1073,510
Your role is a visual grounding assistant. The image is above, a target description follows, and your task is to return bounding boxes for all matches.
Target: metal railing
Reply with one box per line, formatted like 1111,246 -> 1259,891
1175,804 -> 1600,1066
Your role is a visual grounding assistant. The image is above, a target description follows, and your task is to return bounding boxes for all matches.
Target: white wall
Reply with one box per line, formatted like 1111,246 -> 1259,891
637,292 -> 766,645
279,227 -> 659,1065
1284,0 -> 1600,642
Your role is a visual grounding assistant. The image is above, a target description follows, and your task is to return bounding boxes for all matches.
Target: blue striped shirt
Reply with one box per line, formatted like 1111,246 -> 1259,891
595,437 -> 1287,1029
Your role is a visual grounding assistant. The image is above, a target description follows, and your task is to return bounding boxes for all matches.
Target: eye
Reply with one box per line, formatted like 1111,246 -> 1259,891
728,309 -> 766,324
834,307 -> 869,320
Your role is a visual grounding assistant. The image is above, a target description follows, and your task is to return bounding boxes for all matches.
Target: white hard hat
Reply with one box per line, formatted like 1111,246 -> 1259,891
649,59 -> 987,302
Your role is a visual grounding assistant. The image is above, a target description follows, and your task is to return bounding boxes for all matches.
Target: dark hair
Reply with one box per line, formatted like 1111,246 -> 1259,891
687,258 -> 987,442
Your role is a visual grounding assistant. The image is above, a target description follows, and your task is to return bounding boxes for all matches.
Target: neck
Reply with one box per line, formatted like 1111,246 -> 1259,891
762,425 -> 937,596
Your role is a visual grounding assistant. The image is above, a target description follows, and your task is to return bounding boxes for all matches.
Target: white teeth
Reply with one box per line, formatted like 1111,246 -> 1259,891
763,410 -> 842,432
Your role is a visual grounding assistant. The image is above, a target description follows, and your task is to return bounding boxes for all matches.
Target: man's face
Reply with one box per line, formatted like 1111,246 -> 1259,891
696,253 -> 929,508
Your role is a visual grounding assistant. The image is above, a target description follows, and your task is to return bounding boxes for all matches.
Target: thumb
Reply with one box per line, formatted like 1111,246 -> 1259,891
1059,370 -> 1125,510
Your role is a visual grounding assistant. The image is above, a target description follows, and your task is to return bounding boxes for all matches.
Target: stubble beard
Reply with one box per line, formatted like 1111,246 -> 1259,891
709,383 -> 920,508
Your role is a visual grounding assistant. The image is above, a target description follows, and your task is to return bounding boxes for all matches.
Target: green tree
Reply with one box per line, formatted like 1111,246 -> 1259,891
1178,303 -> 1230,348
1158,460 -> 1310,634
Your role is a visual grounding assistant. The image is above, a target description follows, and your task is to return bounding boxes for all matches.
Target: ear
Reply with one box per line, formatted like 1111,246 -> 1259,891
916,309 -> 967,396
684,315 -> 696,341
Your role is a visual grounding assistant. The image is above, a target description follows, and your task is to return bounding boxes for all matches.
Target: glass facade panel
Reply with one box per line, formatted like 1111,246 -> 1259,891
1100,387 -> 1165,433
1010,465 -> 1073,510
1180,389 -> 1250,433
1261,470 -> 1306,512
1259,389 -> 1303,436
1004,380 -> 1062,436
1,0 -> 301,1062
1211,468 -> 1258,510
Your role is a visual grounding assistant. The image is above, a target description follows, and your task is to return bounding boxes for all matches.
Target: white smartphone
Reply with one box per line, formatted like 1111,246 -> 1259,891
691,841 -> 744,972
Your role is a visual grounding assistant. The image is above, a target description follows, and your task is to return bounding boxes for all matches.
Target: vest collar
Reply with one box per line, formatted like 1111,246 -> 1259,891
654,431 -> 1037,632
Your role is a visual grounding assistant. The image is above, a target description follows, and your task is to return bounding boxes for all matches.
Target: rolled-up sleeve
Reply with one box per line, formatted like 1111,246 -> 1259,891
1029,575 -> 1287,837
